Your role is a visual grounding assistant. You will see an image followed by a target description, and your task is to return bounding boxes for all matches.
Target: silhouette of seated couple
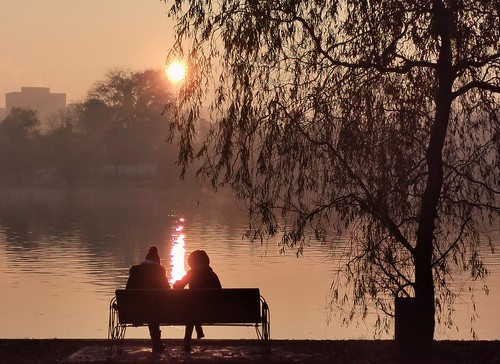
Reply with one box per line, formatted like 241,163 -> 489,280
125,246 -> 221,353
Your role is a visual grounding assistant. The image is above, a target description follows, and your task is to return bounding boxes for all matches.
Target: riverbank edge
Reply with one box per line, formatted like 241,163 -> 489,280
1,339 -> 499,364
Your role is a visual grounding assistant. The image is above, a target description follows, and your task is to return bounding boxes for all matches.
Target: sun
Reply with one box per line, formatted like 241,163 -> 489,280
166,61 -> 186,82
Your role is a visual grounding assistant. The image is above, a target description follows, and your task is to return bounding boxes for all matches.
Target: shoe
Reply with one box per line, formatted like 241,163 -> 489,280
195,324 -> 205,339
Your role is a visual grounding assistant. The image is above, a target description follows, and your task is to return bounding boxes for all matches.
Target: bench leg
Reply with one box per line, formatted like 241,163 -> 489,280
257,297 -> 271,353
260,298 -> 270,340
107,297 -> 127,358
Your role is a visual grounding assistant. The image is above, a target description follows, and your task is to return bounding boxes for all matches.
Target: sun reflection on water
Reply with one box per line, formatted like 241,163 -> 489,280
169,218 -> 186,284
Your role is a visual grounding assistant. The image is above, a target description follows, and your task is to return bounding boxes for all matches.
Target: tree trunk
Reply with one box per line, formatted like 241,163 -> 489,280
411,0 -> 454,349
414,235 -> 436,348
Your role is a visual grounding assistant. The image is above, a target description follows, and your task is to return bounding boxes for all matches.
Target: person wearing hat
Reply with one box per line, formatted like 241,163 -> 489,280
126,246 -> 170,353
173,249 -> 221,352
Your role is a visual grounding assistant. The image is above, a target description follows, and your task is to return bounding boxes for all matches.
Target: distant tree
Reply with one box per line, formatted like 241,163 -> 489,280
0,107 -> 41,184
76,99 -> 112,174
165,0 -> 499,346
0,107 -> 40,139
78,98 -> 112,137
88,69 -> 178,174
43,105 -> 92,184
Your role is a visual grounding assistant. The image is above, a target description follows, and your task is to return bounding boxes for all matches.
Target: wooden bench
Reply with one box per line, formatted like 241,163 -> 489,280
107,288 -> 270,356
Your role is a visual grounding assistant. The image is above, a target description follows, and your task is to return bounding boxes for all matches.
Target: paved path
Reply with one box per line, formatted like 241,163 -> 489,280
64,340 -> 306,363
4,339 -> 498,364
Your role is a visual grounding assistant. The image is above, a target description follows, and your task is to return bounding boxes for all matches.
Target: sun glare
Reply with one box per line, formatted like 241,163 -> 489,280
169,220 -> 187,284
166,61 -> 186,82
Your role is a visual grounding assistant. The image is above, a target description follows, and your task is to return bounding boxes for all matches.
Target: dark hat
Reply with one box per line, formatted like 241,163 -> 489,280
187,250 -> 210,268
145,246 -> 161,264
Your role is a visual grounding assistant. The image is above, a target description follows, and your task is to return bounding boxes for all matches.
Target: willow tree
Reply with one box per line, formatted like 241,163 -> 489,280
164,0 -> 499,345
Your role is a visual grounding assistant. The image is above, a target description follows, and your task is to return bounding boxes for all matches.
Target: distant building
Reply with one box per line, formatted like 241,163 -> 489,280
5,87 -> 66,128
0,108 -> 6,121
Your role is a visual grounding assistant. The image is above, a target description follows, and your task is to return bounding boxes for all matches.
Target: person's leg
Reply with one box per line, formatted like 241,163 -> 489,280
195,324 -> 205,339
183,324 -> 194,352
148,324 -> 165,353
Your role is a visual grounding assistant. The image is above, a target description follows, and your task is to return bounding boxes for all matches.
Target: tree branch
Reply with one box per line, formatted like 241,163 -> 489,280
288,14 -> 436,74
453,81 -> 500,99
454,52 -> 500,70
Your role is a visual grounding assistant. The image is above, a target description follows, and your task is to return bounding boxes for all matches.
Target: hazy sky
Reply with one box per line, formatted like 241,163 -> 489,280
0,0 -> 176,108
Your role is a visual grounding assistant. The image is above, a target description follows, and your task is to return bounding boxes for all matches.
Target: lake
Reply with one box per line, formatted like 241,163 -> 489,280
0,187 -> 498,340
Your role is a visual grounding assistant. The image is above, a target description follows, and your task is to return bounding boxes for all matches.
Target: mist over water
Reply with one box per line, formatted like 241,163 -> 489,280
0,188 -> 498,340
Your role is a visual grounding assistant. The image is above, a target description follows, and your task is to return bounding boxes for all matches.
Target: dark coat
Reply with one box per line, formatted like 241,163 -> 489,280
173,265 -> 221,289
126,261 -> 170,290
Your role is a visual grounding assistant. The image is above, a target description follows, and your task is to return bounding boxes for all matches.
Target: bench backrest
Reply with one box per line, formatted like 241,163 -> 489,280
115,288 -> 261,325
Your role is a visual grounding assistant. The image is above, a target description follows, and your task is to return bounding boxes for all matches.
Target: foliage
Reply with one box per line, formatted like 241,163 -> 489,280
0,107 -> 42,184
88,68 -> 176,166
0,69 -> 184,186
165,0 -> 499,341
43,105 -> 90,184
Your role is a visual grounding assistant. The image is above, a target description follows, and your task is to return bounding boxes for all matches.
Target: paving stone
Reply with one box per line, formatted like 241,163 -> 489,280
64,342 -> 276,363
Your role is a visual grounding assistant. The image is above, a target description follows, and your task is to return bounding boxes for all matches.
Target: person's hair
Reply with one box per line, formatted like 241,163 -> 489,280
187,250 -> 210,268
145,246 -> 161,264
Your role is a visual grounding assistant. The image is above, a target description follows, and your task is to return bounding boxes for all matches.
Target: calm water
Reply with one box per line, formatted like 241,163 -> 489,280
0,188 -> 498,340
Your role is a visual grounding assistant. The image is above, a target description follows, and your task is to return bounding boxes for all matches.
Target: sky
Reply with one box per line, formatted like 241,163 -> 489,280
0,0 -> 176,108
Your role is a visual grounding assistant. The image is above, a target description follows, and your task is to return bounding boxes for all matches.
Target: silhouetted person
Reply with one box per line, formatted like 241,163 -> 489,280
126,246 -> 170,353
173,250 -> 221,352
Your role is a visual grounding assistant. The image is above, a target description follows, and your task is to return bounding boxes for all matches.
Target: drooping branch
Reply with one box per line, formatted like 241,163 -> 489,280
274,100 -> 416,254
432,217 -> 471,268
444,161 -> 500,197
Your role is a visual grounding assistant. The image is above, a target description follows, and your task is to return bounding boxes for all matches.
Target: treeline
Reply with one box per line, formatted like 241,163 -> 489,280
0,68 -> 200,187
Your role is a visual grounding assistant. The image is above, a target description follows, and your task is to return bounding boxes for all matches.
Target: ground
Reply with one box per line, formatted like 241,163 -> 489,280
0,339 -> 499,364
